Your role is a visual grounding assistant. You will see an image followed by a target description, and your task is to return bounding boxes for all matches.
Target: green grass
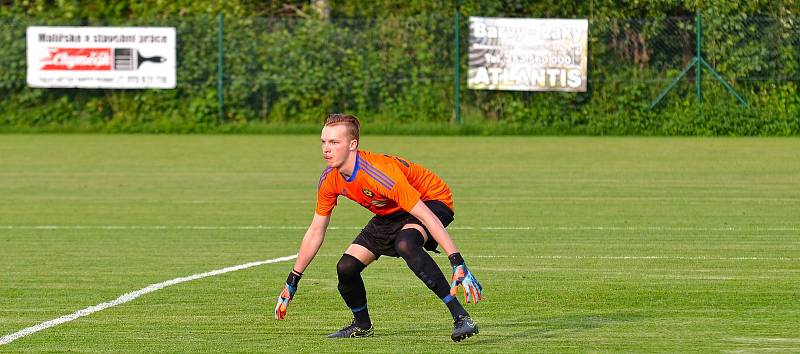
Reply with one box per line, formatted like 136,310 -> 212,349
1,135 -> 799,352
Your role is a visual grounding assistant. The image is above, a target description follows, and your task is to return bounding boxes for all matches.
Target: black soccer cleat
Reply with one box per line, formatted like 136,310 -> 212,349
327,320 -> 374,338
451,315 -> 479,342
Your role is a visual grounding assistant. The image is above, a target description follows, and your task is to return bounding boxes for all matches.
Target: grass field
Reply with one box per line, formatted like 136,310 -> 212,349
1,135 -> 798,352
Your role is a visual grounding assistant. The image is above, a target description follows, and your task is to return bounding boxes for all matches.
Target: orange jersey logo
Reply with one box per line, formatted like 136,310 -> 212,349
316,150 -> 453,216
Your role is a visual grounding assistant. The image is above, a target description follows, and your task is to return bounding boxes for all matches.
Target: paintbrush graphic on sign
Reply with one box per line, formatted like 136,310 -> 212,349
113,48 -> 166,70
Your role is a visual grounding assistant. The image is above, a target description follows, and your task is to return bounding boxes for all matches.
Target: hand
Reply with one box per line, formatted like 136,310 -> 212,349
275,270 -> 302,320
450,263 -> 483,304
274,283 -> 296,320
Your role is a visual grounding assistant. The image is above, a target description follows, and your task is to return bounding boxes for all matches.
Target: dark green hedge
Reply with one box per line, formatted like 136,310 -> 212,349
1,1 -> 798,135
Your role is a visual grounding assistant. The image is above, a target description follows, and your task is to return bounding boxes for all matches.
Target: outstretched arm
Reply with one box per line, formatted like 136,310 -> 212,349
292,213 -> 331,273
275,213 -> 330,320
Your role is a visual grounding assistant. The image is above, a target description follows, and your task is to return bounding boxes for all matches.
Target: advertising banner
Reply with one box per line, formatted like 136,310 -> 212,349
468,17 -> 588,92
27,26 -> 176,89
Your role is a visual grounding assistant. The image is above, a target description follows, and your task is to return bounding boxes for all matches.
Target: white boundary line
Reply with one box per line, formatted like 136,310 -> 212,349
468,255 -> 800,261
1,225 -> 799,231
0,254 -> 297,346
1,247 -> 797,346
314,254 -> 798,262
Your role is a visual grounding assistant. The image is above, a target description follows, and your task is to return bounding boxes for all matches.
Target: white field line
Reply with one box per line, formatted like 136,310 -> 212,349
468,255 -> 800,261
0,254 -> 297,346
315,254 -> 799,262
1,225 -> 799,232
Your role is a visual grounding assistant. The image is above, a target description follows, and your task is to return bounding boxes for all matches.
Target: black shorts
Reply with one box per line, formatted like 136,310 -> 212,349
352,200 -> 454,258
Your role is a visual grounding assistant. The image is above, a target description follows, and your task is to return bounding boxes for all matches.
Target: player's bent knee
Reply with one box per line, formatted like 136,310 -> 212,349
336,254 -> 367,280
395,228 -> 425,259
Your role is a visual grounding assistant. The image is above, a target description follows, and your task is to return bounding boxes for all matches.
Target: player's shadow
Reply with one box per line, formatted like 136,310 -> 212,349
381,313 -> 637,345
474,313 -> 641,345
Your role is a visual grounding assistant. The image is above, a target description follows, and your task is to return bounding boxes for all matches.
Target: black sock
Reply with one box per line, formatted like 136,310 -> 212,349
395,228 -> 468,320
352,305 -> 371,328
336,254 -> 371,327
442,294 -> 469,319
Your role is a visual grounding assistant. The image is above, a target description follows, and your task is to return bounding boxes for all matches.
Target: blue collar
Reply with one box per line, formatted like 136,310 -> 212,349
344,152 -> 360,183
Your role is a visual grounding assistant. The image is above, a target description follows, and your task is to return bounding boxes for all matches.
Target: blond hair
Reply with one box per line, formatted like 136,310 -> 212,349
324,113 -> 360,143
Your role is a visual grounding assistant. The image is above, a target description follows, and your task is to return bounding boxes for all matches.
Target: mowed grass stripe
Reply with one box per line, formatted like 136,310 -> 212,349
2,225 -> 799,231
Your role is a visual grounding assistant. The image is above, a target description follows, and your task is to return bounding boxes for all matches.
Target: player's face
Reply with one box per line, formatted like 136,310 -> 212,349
321,124 -> 356,169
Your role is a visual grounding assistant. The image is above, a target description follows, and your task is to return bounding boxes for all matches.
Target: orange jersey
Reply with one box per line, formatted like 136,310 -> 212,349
316,150 -> 454,216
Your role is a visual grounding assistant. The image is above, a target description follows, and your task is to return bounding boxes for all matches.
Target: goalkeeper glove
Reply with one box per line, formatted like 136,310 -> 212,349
274,270 -> 302,320
448,253 -> 483,304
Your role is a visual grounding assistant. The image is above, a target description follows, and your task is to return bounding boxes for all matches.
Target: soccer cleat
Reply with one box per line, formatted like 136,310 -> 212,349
327,320 -> 374,338
451,315 -> 478,342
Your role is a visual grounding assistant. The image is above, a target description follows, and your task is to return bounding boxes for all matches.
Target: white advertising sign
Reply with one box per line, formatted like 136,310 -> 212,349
468,17 -> 588,92
27,26 -> 176,89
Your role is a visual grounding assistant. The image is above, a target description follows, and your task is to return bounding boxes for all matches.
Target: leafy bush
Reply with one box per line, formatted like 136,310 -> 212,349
1,1 -> 798,135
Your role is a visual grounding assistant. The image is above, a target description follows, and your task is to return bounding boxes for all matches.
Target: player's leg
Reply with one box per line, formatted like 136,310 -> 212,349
395,225 -> 450,295
395,225 -> 469,319
329,244 -> 376,338
395,223 -> 478,341
338,244 -> 374,326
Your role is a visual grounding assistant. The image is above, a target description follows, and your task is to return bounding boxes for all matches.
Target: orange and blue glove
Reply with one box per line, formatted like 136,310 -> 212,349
274,270 -> 302,320
449,253 -> 483,304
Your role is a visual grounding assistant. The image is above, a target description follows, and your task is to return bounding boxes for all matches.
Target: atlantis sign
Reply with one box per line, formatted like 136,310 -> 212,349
468,17 -> 588,92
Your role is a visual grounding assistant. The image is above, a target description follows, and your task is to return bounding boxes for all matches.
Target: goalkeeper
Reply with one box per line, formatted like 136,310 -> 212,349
274,114 -> 483,342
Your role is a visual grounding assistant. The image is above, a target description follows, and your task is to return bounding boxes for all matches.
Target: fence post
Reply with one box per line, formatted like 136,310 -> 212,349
649,11 -> 748,109
695,10 -> 702,109
217,13 -> 225,123
452,1 -> 461,124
